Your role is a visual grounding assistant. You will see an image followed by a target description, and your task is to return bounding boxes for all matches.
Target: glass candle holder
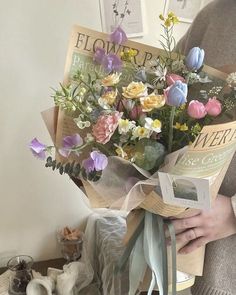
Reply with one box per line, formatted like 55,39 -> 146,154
58,237 -> 83,263
7,255 -> 33,295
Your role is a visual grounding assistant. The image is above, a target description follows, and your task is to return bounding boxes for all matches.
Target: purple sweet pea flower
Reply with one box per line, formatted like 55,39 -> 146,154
82,151 -> 108,174
29,138 -> 46,160
110,26 -> 127,45
91,151 -> 108,171
102,53 -> 122,73
164,80 -> 188,107
82,157 -> 95,174
185,47 -> 205,71
93,47 -> 106,64
59,134 -> 83,158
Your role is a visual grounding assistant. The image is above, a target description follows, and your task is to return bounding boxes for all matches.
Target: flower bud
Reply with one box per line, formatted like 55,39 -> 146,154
205,97 -> 222,117
110,26 -> 127,45
187,100 -> 207,119
166,73 -> 185,86
165,80 -> 188,107
186,47 -> 205,71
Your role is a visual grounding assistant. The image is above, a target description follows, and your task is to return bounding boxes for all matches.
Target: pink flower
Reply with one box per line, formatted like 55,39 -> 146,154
205,97 -> 222,117
166,74 -> 185,86
187,100 -> 207,119
92,112 -> 122,144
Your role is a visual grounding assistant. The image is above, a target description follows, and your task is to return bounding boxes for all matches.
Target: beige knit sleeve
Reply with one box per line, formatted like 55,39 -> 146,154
175,2 -> 213,55
231,195 -> 236,218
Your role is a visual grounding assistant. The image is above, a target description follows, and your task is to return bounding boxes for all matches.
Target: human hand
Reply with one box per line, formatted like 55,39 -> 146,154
170,195 -> 236,254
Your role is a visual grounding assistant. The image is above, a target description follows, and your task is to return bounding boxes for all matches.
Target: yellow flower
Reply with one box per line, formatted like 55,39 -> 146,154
100,89 -> 118,105
164,18 -> 172,27
115,145 -> 135,160
115,146 -> 128,159
160,12 -> 179,27
120,49 -> 137,61
102,73 -> 121,87
168,12 -> 175,18
180,103 -> 186,110
140,93 -> 165,112
174,122 -> 181,130
174,122 -> 188,131
123,145 -> 135,159
179,123 -> 188,131
122,81 -> 148,99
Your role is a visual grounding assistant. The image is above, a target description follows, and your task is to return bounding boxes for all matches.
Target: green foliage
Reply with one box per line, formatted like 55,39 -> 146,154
45,157 -> 81,178
134,138 -> 166,171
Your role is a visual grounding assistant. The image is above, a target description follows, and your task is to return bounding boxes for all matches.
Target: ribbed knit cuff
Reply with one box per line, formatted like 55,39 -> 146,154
231,195 -> 236,218
191,279 -> 233,295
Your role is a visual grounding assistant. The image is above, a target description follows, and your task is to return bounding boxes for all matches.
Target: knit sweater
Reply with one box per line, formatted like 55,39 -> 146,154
177,1 -> 236,294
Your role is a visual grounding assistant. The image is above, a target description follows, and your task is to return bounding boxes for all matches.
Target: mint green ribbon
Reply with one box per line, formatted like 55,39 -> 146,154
114,213 -> 145,274
116,211 -> 177,295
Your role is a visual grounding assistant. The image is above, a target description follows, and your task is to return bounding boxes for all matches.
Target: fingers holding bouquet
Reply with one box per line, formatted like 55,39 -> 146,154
169,195 -> 236,254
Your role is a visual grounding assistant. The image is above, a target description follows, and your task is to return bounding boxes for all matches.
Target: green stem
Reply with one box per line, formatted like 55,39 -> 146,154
95,143 -> 114,156
79,78 -> 97,100
71,142 -> 93,152
168,107 -> 176,153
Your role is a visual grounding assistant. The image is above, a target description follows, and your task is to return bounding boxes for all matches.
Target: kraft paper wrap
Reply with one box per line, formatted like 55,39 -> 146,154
40,25 -> 235,279
42,107 -> 236,277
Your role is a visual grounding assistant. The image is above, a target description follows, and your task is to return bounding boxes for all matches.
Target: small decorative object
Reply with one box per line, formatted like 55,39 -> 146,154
57,227 -> 83,263
7,255 -> 33,295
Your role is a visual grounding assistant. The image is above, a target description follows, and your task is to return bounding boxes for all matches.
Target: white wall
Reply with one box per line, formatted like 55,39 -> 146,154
0,0 -> 190,266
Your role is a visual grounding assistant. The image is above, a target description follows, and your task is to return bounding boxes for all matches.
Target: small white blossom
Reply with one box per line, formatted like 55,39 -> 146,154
226,72 -> 236,87
98,97 -> 110,109
144,117 -> 162,133
118,119 -> 136,134
74,116 -> 91,129
131,126 -> 151,140
85,133 -> 94,143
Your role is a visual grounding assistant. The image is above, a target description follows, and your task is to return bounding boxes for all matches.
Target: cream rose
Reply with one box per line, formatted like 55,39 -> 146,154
102,73 -> 121,87
122,82 -> 148,99
140,93 -> 165,112
101,89 -> 118,105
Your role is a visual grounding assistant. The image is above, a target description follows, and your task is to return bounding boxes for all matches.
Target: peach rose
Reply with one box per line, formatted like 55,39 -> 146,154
102,73 -> 121,86
122,82 -> 148,99
101,89 -> 118,105
140,93 -> 165,112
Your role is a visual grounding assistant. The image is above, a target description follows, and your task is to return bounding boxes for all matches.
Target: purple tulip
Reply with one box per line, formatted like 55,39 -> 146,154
110,26 -> 127,45
102,53 -> 122,73
59,134 -> 83,158
82,151 -> 108,174
93,47 -> 106,64
29,138 -> 46,160
185,47 -> 205,71
165,80 -> 188,107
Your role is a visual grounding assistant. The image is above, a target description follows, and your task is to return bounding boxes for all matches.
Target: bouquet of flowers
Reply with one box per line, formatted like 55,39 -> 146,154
30,12 -> 236,295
